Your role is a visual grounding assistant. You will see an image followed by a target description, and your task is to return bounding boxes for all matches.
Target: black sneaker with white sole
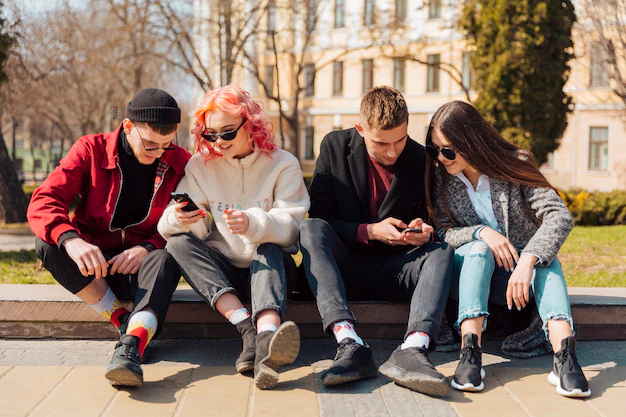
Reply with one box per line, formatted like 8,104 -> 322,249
105,334 -> 143,387
379,346 -> 449,397
451,332 -> 485,392
320,338 -> 377,387
254,321 -> 300,390
548,336 -> 591,398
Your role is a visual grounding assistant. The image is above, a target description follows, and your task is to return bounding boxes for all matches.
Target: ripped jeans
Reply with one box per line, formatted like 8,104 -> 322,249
449,240 -> 573,340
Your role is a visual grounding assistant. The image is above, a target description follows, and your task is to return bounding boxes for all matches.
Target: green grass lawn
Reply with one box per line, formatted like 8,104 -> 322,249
0,225 -> 624,287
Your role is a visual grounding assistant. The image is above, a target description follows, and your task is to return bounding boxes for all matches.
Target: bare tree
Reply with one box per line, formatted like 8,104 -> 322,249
580,0 -> 626,109
0,0 -> 28,223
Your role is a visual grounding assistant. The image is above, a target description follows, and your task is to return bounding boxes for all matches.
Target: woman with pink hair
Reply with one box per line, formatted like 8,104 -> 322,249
158,85 -> 310,390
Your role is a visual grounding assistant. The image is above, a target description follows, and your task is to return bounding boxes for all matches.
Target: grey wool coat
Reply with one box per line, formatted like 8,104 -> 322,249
432,168 -> 574,267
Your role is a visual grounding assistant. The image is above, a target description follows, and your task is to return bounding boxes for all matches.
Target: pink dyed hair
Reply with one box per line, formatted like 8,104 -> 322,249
191,85 -> 276,161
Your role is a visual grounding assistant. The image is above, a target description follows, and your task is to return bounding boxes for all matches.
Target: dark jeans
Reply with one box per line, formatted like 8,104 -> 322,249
35,238 -> 181,326
165,233 -> 296,325
300,218 -> 454,344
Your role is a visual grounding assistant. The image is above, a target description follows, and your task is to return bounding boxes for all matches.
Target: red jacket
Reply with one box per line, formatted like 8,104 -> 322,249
27,125 -> 191,250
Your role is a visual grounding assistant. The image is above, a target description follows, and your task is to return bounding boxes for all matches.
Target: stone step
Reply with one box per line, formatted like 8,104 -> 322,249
1,284 -> 625,340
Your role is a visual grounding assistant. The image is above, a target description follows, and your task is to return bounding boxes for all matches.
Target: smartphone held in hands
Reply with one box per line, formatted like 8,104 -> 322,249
403,227 -> 423,233
170,192 -> 200,212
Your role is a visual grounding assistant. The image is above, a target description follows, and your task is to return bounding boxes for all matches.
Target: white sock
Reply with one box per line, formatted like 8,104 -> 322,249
89,287 -> 117,313
401,331 -> 430,350
332,320 -> 364,346
229,308 -> 251,325
257,323 -> 278,333
126,310 -> 158,356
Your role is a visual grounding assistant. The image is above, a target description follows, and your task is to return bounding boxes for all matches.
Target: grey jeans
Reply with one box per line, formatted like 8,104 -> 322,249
165,233 -> 296,324
300,218 -> 454,344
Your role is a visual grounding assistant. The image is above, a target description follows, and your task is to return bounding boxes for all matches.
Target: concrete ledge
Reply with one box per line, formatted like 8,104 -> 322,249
1,284 -> 626,340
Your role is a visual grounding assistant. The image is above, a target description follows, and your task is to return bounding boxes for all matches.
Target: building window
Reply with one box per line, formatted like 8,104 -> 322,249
14,158 -> 23,171
304,64 -> 316,97
305,126 -> 315,160
590,42 -> 610,88
335,0 -> 346,28
34,159 -> 42,169
15,140 -> 24,149
264,65 -> 274,96
364,0 -> 375,25
393,58 -> 406,92
362,59 -> 374,93
462,52 -> 473,90
307,0 -> 318,32
395,0 -> 407,22
333,61 -> 344,96
429,0 -> 442,19
588,127 -> 609,171
427,54 -> 440,92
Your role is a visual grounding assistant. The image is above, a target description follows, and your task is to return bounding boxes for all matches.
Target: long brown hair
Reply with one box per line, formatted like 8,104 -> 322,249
424,101 -> 555,227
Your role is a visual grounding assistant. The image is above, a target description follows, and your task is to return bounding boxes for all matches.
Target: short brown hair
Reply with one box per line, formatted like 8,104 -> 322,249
360,86 -> 409,130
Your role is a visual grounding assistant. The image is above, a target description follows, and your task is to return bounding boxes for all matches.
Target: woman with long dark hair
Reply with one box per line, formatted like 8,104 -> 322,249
425,101 -> 590,398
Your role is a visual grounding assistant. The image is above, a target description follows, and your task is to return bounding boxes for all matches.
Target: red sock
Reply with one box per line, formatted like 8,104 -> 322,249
110,307 -> 130,328
128,326 -> 150,357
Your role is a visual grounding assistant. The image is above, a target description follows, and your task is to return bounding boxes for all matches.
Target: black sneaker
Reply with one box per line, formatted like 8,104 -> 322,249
320,338 -> 377,387
254,321 -> 300,390
451,333 -> 485,392
379,346 -> 449,397
235,317 -> 256,373
548,336 -> 591,398
105,334 -> 143,387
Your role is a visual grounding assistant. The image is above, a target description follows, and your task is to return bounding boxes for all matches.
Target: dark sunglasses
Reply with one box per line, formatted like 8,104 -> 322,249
426,144 -> 457,161
201,119 -> 246,142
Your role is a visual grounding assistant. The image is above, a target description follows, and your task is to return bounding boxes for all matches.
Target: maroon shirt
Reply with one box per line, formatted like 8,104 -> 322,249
355,154 -> 396,245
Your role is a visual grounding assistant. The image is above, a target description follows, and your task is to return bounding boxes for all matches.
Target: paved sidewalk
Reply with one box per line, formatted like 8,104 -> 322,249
1,338 -> 624,416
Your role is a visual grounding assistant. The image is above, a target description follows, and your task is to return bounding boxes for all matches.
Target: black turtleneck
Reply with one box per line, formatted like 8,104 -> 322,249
110,130 -> 159,230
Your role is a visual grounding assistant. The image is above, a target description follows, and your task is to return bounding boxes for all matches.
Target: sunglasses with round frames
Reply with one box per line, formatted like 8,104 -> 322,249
135,125 -> 177,152
426,144 -> 457,161
201,119 -> 246,142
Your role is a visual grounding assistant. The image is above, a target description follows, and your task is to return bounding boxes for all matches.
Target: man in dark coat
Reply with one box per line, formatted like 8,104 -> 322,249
300,86 -> 454,396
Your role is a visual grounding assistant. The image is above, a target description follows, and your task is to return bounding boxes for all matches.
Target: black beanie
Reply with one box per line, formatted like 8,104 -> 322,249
126,88 -> 181,124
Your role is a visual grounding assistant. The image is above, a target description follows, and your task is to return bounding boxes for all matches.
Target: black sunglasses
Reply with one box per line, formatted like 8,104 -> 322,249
426,144 -> 457,161
201,119 -> 246,142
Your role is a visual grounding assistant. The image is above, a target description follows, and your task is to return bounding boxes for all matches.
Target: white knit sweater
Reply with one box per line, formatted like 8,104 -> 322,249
158,147 -> 310,268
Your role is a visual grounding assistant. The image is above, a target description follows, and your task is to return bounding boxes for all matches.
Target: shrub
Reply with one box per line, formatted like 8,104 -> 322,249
560,189 -> 626,226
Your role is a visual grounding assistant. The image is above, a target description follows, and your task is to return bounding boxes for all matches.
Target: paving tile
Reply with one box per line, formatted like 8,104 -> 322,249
315,369 -> 357,417
489,368 -> 601,417
177,366 -> 250,417
351,376 -> 390,417
0,366 -> 71,417
251,366 -> 318,417
105,366 -> 195,417
584,367 -> 626,417
30,367 -> 116,417
443,368 -> 527,417
378,378 -> 424,417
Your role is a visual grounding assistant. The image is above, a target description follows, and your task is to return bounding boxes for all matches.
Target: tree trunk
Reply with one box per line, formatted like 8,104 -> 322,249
0,132 -> 29,223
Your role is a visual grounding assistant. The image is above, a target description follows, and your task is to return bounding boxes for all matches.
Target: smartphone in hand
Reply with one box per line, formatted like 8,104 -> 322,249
403,227 -> 423,233
170,192 -> 200,212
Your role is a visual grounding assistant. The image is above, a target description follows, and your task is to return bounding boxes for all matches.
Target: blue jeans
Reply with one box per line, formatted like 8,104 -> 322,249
449,240 -> 573,340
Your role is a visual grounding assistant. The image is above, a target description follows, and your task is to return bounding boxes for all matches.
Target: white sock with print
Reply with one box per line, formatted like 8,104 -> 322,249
401,331 -> 430,350
332,320 -> 364,346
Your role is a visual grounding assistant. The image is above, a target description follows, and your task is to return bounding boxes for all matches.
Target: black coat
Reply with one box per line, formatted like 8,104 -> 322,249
309,127 -> 428,254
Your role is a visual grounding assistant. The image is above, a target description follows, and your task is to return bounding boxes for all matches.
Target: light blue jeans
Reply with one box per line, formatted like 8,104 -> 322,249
449,240 -> 574,340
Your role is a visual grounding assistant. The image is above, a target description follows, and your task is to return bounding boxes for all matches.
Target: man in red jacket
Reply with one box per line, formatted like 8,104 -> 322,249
27,88 -> 191,387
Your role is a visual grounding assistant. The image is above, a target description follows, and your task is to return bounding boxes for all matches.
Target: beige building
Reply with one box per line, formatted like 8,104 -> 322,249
194,0 -> 626,190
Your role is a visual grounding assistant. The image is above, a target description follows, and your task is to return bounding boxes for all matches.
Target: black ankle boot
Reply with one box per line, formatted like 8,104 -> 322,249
548,336 -> 591,398
451,333 -> 485,392
254,321 -> 300,390
235,317 -> 256,373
